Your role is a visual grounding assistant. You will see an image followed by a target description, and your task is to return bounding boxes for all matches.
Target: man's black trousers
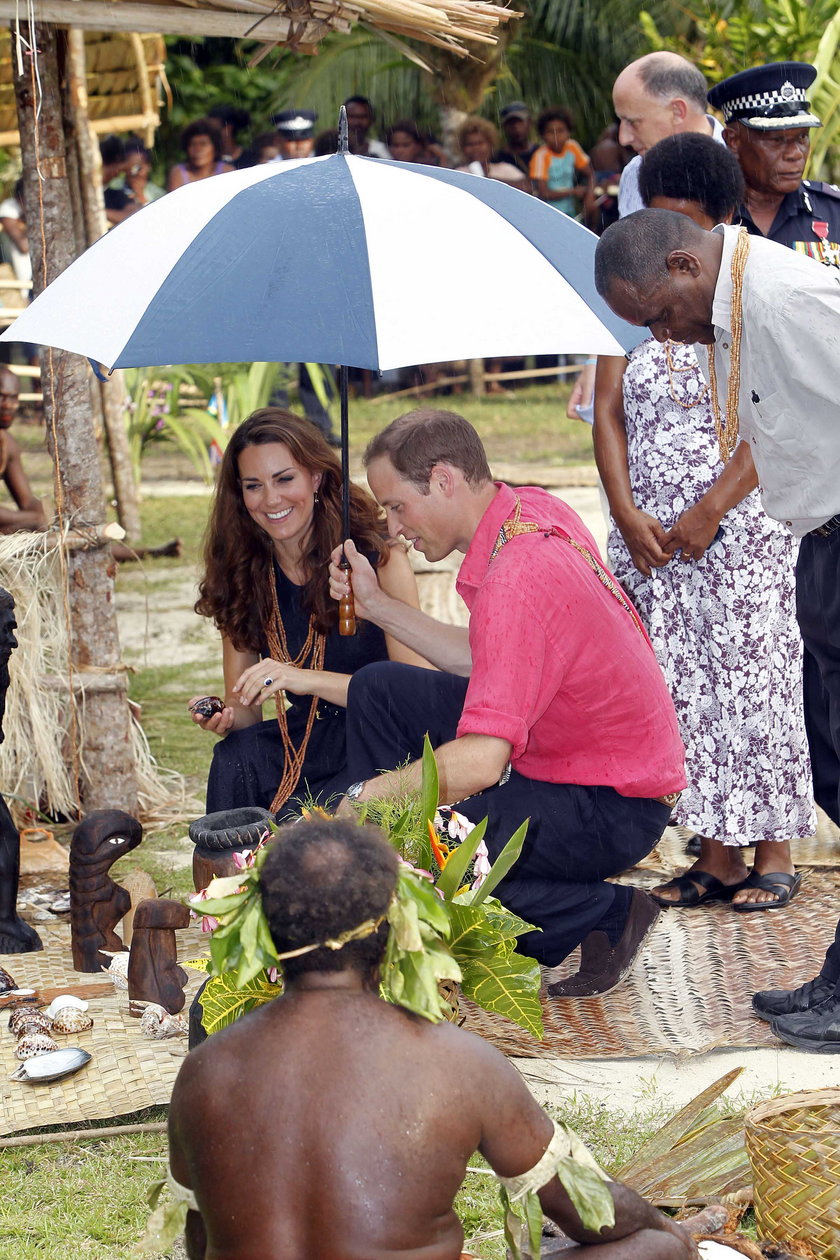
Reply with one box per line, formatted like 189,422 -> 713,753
345,662 -> 669,967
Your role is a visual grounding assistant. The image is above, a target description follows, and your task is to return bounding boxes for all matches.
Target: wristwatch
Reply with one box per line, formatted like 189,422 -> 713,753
345,780 -> 367,803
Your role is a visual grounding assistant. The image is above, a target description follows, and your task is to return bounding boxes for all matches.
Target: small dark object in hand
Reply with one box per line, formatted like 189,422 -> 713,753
189,696 -> 225,720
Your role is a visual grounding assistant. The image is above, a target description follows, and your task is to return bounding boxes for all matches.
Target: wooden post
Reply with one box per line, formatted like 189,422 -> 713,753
13,20 -> 137,813
67,28 -> 142,542
468,359 -> 486,398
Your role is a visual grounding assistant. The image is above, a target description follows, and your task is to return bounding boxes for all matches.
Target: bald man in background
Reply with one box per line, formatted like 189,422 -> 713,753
613,52 -> 724,217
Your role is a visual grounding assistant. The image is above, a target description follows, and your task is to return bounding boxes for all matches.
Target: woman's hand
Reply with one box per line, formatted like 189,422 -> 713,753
614,507 -> 670,577
662,502 -> 721,563
231,658 -> 312,708
187,696 -> 235,736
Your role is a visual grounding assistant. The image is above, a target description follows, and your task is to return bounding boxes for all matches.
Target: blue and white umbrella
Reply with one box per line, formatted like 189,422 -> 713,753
1,152 -> 639,371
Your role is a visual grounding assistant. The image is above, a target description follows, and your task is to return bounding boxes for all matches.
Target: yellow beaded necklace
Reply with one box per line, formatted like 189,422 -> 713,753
707,227 -> 751,463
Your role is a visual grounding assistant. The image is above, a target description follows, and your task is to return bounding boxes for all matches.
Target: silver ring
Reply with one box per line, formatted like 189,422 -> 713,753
263,676 -> 273,687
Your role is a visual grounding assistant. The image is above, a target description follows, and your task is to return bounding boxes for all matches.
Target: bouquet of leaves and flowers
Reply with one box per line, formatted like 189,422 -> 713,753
186,739 -> 543,1039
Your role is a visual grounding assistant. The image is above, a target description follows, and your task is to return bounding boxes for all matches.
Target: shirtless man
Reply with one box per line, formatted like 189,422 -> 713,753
168,816 -> 696,1260
0,366 -> 179,558
0,366 -> 47,534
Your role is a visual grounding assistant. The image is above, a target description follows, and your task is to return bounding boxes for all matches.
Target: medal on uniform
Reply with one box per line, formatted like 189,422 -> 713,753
813,220 -> 829,240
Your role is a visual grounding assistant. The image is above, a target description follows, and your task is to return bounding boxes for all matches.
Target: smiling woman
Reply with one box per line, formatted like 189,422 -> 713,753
189,409 -> 430,817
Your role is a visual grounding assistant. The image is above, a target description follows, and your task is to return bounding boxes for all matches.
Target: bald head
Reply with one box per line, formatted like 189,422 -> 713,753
594,209 -> 723,346
614,52 -> 710,155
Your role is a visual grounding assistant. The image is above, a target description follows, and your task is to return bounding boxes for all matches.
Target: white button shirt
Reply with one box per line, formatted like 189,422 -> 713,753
705,223 -> 840,536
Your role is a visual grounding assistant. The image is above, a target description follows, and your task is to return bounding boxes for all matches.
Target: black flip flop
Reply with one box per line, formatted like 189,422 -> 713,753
732,869 -> 802,912
651,869 -> 746,908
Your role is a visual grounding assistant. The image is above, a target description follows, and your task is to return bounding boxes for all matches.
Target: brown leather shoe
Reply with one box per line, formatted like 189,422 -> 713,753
546,889 -> 660,999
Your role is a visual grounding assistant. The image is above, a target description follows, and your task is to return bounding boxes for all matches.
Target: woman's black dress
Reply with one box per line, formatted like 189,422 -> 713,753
205,559 -> 388,816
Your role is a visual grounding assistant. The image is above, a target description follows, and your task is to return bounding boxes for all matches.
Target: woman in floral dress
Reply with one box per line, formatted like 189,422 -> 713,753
594,134 -> 814,910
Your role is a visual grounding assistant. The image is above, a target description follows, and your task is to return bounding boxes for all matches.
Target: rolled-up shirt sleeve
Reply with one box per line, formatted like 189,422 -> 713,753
456,574 -> 568,759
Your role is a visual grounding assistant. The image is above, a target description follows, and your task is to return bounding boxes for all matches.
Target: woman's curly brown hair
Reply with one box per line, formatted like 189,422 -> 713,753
195,409 -> 390,650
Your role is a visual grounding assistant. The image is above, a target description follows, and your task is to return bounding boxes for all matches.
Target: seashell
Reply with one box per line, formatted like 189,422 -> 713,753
8,1007 -> 52,1037
189,695 -> 225,720
139,1003 -> 188,1040
51,1006 -> 93,1034
44,995 -> 89,1020
15,1031 -> 58,1060
0,966 -> 18,994
100,951 -> 129,989
11,1047 -> 91,1083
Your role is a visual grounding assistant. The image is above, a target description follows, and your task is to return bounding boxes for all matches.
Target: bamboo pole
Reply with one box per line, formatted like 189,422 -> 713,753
67,28 -> 142,544
13,19 -> 137,814
0,1121 -> 167,1148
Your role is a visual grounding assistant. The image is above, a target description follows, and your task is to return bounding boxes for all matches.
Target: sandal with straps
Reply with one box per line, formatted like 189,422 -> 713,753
651,869 -> 747,908
732,869 -> 802,912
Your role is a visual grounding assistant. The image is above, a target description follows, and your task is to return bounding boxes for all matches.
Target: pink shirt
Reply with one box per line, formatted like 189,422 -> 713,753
455,484 -> 686,798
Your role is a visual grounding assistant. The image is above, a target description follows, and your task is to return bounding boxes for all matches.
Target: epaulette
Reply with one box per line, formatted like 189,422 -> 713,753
803,179 -> 840,201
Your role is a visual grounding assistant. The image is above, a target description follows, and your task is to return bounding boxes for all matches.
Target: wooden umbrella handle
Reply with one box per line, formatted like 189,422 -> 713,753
339,558 -> 356,636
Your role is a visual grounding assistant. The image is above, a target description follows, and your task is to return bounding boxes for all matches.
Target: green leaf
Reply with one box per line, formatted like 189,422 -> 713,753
553,1158 -> 616,1234
436,816 -> 487,900
448,902 -> 543,1037
478,896 -> 537,940
471,819 -> 529,905
524,1185 -> 544,1257
420,734 -> 439,829
199,971 -> 282,1036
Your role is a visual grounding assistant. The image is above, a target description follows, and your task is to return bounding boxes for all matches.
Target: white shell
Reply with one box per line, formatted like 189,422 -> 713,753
15,1031 -> 58,1060
139,1003 -> 188,1039
101,952 -> 129,989
51,1007 -> 93,1034
11,1047 -> 91,1082
45,995 -> 89,1019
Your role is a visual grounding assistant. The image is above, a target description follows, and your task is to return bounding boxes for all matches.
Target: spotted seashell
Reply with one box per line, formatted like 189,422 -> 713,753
0,966 -> 17,994
139,1003 -> 188,1040
51,1006 -> 93,1034
100,951 -> 129,989
45,995 -> 89,1020
15,1031 -> 58,1060
9,1007 -> 53,1037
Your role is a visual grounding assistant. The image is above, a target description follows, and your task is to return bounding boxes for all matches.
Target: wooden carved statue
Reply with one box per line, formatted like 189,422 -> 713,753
69,809 -> 142,972
0,588 -> 42,954
127,898 -> 191,1013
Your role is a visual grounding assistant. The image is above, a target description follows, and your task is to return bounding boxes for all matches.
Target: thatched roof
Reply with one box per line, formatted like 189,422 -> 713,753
0,0 -> 520,59
0,30 -> 165,146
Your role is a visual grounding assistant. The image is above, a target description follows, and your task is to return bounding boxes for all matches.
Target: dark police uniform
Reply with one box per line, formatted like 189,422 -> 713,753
737,180 -> 840,269
709,63 -> 840,268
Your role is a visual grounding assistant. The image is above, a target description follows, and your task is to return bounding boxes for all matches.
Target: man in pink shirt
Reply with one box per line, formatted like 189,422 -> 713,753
330,409 -> 685,999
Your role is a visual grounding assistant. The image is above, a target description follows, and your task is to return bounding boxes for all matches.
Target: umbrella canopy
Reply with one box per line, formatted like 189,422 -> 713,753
2,154 -> 642,371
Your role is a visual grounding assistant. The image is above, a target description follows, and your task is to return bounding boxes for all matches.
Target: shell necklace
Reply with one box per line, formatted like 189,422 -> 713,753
264,560 -> 326,813
707,227 -> 750,462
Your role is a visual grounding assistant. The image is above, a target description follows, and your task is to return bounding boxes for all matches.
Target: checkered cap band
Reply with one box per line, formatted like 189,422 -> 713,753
722,82 -> 810,121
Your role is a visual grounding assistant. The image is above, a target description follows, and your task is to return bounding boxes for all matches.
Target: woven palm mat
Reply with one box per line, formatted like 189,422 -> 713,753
461,819 -> 840,1061
0,921 -> 205,1137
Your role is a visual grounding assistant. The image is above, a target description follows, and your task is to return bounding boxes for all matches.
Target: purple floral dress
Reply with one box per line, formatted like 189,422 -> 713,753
608,338 -> 815,845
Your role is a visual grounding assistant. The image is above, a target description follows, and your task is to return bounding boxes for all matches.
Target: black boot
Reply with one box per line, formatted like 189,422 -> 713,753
752,975 -> 836,1023
771,995 -> 840,1052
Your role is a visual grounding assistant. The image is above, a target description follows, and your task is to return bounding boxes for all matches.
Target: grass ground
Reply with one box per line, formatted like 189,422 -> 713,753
1,385 -> 726,1259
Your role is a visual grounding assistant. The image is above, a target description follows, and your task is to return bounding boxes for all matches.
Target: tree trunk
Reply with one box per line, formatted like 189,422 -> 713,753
13,20 -> 137,814
66,28 -> 142,542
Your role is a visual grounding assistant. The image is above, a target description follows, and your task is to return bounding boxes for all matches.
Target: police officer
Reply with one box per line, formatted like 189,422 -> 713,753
271,109 -> 318,161
709,61 -> 840,268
